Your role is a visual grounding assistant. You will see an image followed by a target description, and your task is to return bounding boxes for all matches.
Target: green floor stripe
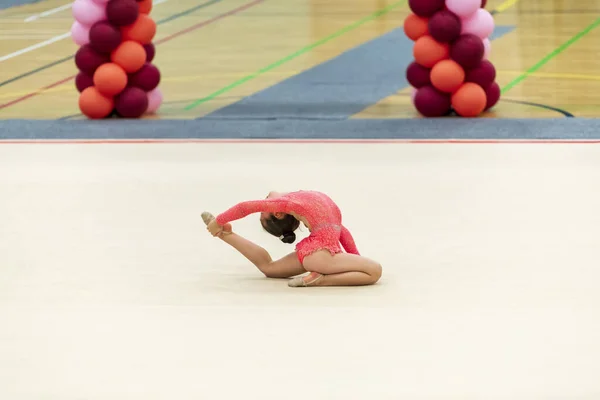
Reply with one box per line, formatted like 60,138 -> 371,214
501,17 -> 600,93
184,0 -> 407,110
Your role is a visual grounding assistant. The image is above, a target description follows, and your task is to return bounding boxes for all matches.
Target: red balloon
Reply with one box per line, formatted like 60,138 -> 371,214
89,21 -> 122,54
481,0 -> 487,8
75,44 -> 110,75
143,43 -> 155,62
75,71 -> 94,93
485,82 -> 500,110
428,10 -> 461,43
406,61 -> 431,88
465,60 -> 496,89
408,0 -> 445,17
450,34 -> 484,69
106,0 -> 139,26
115,87 -> 149,118
414,85 -> 451,117
128,63 -> 161,91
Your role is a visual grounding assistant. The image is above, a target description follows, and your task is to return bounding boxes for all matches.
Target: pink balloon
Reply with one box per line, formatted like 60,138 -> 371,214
482,38 -> 491,59
146,88 -> 163,114
445,0 -> 480,18
92,0 -> 111,3
71,21 -> 90,46
72,0 -> 107,26
461,8 -> 495,39
410,87 -> 418,105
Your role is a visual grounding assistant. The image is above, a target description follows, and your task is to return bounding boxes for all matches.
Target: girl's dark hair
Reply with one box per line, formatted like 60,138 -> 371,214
261,213 -> 300,244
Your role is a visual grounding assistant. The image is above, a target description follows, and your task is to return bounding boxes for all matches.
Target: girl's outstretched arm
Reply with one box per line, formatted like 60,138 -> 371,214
219,233 -> 306,278
215,198 -> 291,225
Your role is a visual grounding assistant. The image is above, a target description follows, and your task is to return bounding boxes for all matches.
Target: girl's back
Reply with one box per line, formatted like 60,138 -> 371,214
281,190 -> 342,224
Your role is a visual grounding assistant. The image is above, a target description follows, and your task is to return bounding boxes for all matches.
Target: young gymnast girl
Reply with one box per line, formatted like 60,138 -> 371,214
202,190 -> 382,287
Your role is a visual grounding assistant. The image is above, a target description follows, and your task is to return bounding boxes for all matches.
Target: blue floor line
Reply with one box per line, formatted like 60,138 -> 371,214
1,118 -> 599,140
0,0 -> 42,10
201,26 -> 515,121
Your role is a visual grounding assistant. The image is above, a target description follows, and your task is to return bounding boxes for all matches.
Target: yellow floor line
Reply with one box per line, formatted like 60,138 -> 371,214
497,70 -> 600,81
494,0 -> 520,13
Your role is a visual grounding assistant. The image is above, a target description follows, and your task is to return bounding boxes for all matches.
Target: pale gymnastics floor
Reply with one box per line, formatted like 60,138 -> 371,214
1,142 -> 599,399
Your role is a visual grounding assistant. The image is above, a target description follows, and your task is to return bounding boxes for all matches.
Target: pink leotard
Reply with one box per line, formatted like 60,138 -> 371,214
215,190 -> 359,263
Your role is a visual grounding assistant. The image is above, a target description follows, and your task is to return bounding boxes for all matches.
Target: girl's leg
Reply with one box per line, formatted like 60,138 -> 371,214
290,250 -> 382,287
219,233 -> 307,278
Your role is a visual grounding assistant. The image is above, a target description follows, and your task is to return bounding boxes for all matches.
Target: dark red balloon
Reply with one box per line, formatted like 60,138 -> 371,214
106,0 -> 139,26
128,63 -> 161,91
481,0 -> 487,8
89,21 -> 122,54
143,43 -> 155,62
450,34 -> 484,69
75,44 -> 110,75
406,61 -> 431,88
414,85 -> 451,117
75,71 -> 94,93
428,10 -> 461,43
408,0 -> 445,17
115,87 -> 149,118
465,60 -> 496,88
485,82 -> 500,110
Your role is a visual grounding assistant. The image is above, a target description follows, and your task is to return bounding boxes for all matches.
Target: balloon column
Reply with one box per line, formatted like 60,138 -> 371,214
71,0 -> 163,119
404,0 -> 500,117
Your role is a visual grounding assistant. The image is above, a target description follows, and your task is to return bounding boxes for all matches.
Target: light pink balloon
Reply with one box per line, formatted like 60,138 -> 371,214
461,8 -> 495,39
71,21 -> 90,46
445,0 -> 480,18
410,87 -> 418,105
482,38 -> 491,59
146,88 -> 163,114
72,0 -> 107,26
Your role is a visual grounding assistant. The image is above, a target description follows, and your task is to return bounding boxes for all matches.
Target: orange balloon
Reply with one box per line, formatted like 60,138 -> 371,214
431,60 -> 465,93
404,13 -> 429,41
122,14 -> 156,44
93,63 -> 128,96
111,41 -> 146,73
79,86 -> 114,119
138,0 -> 152,14
413,35 -> 449,68
451,82 -> 487,117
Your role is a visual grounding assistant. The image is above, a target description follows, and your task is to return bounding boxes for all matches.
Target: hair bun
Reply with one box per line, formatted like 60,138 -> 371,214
280,232 -> 296,244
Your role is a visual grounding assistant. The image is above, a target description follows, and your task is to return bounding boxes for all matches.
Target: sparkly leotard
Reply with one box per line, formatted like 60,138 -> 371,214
215,190 -> 359,263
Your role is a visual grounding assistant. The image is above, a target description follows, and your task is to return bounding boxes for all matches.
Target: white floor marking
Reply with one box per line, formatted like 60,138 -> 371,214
0,32 -> 70,63
24,0 -> 168,22
24,2 -> 73,22
1,0 -> 168,63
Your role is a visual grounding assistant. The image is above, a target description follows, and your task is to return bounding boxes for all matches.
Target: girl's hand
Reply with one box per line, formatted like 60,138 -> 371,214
221,222 -> 232,235
202,211 -> 232,237
207,219 -> 233,237
207,219 -> 223,236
